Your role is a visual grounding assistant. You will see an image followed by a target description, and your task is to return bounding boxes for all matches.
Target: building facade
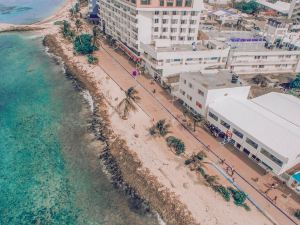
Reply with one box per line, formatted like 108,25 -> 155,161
99,0 -> 204,56
207,93 -> 300,175
141,39 -> 230,84
176,70 -> 250,115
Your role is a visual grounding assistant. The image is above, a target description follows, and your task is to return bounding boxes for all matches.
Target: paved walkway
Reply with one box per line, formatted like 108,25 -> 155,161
94,40 -> 300,225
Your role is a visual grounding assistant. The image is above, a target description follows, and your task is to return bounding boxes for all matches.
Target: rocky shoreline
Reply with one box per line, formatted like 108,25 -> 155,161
43,34 -> 199,225
0,24 -> 45,33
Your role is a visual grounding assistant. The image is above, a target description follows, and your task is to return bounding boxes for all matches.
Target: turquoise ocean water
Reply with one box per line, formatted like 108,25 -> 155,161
0,33 -> 160,225
0,0 -> 65,24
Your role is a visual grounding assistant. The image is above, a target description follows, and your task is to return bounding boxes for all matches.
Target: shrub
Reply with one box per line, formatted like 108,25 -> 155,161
195,151 -> 206,161
205,175 -> 218,186
243,203 -> 251,211
235,1 -> 260,14
149,127 -> 157,136
87,54 -> 98,64
295,210 -> 300,219
213,185 -> 231,202
197,166 -> 206,177
184,158 -> 194,165
166,136 -> 185,155
74,34 -> 98,55
228,187 -> 248,206
149,119 -> 171,137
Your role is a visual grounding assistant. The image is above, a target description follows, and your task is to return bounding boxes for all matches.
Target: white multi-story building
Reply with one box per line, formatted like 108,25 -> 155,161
205,30 -> 300,75
264,18 -> 290,44
207,92 -> 300,175
99,0 -> 204,56
176,69 -> 250,115
141,39 -> 230,85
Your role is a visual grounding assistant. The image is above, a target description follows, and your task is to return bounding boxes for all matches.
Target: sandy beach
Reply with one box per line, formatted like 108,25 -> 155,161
0,1 -> 279,225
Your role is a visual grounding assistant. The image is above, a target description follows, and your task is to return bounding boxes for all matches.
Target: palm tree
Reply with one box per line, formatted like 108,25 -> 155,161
149,119 -> 171,137
155,119 -> 171,137
192,114 -> 204,132
75,19 -> 82,33
117,87 -> 141,119
92,26 -> 101,47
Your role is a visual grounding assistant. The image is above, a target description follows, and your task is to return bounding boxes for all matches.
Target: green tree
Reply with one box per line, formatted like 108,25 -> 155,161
61,20 -> 71,38
228,187 -> 248,206
75,19 -> 82,32
149,119 -> 171,137
74,34 -> 98,55
117,87 -> 141,119
166,136 -> 185,155
192,114 -> 204,132
235,1 -> 259,14
290,74 -> 300,89
87,54 -> 98,64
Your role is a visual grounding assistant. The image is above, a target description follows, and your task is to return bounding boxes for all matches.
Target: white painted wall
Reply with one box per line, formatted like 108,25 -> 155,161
207,107 -> 291,175
138,12 -> 153,46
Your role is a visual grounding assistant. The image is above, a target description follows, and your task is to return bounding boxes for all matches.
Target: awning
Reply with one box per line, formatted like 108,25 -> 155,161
117,41 -> 141,62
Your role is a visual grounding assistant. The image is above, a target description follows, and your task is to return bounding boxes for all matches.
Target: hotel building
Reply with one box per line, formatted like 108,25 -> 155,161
99,0 -> 204,56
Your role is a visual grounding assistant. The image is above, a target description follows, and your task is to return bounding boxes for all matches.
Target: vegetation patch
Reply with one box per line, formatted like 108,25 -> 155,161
149,119 -> 171,137
295,210 -> 300,219
166,136 -> 185,155
74,34 -> 98,55
87,54 -> 98,64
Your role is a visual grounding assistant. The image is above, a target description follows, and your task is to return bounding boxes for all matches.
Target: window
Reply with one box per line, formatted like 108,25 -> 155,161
185,0 -> 192,6
176,0 -> 183,6
167,1 -> 173,6
188,83 -> 193,88
163,11 -> 168,15
187,95 -> 192,101
260,149 -> 283,167
154,27 -> 159,32
233,128 -> 243,139
209,112 -> 218,121
141,0 -> 151,5
243,148 -> 250,155
171,19 -> 178,24
220,120 -> 230,129
198,89 -> 204,96
159,0 -> 164,6
196,101 -> 202,108
246,138 -> 258,149
154,19 -> 159,23
183,79 -> 186,84
155,11 -> 159,15
180,89 -> 186,96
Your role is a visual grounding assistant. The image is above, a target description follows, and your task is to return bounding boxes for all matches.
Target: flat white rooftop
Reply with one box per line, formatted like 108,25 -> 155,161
182,70 -> 247,89
252,92 -> 300,128
256,0 -> 290,14
209,93 -> 300,160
